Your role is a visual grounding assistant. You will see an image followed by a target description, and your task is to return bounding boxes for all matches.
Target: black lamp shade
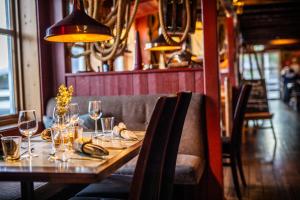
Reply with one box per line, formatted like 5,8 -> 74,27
145,34 -> 181,51
44,0 -> 112,43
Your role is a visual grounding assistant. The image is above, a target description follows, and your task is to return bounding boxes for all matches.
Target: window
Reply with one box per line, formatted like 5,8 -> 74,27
0,0 -> 20,123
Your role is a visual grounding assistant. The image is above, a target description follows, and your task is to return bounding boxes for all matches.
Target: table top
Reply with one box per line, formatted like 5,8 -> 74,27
0,131 -> 144,184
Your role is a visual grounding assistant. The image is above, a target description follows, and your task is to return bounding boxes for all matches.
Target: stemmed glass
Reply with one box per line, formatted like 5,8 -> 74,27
52,106 -> 70,125
88,101 -> 102,138
69,103 -> 80,126
18,110 -> 38,158
52,106 -> 71,147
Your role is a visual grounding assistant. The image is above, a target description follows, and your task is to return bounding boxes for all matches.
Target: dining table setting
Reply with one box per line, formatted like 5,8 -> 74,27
0,85 -> 145,200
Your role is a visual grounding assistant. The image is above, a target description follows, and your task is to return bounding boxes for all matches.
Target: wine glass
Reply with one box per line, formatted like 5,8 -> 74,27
53,106 -> 70,126
69,103 -> 80,126
18,110 -> 38,158
88,101 -> 102,138
52,106 -> 71,154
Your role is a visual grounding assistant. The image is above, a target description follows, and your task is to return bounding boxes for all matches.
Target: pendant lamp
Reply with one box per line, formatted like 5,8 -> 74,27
145,34 -> 181,51
44,0 -> 112,43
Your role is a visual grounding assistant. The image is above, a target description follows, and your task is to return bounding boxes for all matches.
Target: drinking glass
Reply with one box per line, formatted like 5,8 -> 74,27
53,106 -> 70,126
101,117 -> 115,139
18,110 -> 38,158
88,101 -> 102,138
1,136 -> 22,161
69,103 -> 80,126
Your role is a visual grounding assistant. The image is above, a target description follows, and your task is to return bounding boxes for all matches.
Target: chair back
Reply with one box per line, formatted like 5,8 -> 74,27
159,92 -> 192,200
129,96 -> 178,200
231,84 -> 252,151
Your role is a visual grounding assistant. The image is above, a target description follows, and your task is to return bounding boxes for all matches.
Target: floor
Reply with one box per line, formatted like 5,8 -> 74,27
224,100 -> 300,200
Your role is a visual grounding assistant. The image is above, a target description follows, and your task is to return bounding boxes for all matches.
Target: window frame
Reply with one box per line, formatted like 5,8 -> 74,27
0,0 -> 23,126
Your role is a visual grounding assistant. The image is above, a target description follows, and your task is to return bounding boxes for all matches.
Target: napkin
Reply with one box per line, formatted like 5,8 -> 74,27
73,138 -> 109,158
41,128 -> 52,141
0,134 -> 3,156
113,123 -> 138,140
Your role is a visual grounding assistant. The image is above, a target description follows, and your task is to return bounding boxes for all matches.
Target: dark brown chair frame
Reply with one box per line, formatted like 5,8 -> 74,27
159,92 -> 192,200
129,96 -> 178,200
222,84 -> 252,200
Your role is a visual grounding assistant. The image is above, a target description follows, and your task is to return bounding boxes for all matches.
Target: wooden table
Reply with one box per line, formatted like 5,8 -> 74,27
0,132 -> 144,200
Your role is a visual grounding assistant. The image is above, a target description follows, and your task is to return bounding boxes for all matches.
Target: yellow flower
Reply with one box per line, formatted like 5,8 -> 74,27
55,84 -> 73,116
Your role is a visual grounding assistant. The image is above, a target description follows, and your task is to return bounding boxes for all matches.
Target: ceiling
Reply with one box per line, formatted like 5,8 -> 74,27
238,0 -> 300,49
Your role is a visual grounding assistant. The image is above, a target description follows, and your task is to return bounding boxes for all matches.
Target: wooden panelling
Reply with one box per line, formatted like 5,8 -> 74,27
117,74 -> 133,95
76,76 -> 90,96
66,68 -> 204,96
133,74 -> 149,95
20,0 -> 42,119
195,71 -> 204,93
178,72 -> 195,92
66,77 -> 76,95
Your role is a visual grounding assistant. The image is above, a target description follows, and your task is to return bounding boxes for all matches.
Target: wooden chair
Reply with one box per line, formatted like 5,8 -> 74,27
70,94 -> 182,200
159,92 -> 192,200
222,84 -> 252,200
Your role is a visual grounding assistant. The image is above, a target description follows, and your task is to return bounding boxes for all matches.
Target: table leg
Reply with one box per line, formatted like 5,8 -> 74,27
21,181 -> 34,200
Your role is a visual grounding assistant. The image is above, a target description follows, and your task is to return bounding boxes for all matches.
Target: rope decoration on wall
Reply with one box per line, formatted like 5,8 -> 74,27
158,0 -> 191,46
68,0 -> 191,70
68,0 -> 140,70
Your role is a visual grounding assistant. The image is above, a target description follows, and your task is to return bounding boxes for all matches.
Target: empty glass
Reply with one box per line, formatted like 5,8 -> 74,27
53,106 -> 70,126
101,117 -> 115,140
69,103 -> 80,126
1,136 -> 22,161
88,101 -> 102,138
18,110 -> 38,158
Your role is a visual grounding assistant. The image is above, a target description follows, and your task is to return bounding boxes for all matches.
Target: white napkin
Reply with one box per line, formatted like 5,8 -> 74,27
113,123 -> 138,140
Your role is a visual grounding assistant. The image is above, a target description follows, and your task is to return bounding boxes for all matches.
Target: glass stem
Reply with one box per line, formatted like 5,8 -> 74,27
95,119 -> 97,134
27,134 -> 31,156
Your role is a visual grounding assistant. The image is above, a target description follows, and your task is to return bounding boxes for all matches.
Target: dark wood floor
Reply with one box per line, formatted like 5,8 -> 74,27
224,100 -> 300,200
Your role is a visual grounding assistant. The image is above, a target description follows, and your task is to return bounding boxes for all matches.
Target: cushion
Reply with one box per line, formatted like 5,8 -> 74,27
76,175 -> 131,198
74,155 -> 204,199
114,154 -> 205,185
45,94 -> 205,157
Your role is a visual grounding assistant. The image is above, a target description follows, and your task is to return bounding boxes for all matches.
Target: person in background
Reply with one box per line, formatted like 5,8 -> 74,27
290,57 -> 300,75
281,60 -> 297,103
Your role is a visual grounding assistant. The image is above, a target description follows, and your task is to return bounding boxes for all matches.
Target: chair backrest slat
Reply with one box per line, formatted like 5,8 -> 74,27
231,84 -> 252,150
129,96 -> 177,200
159,92 -> 192,200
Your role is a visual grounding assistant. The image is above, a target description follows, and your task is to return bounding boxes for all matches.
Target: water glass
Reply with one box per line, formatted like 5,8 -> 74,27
1,136 -> 22,161
18,110 -> 38,158
88,101 -> 102,137
101,117 -> 115,138
69,103 -> 80,126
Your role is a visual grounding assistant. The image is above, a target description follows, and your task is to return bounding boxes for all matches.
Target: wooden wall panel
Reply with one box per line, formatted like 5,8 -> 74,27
117,74 -> 133,95
103,75 -> 118,96
76,76 -> 90,96
133,74 -> 149,95
163,72 -> 179,93
67,77 -> 77,96
66,68 -> 204,97
89,76 -> 103,96
178,71 -> 196,91
195,71 -> 204,93
147,73 -> 158,94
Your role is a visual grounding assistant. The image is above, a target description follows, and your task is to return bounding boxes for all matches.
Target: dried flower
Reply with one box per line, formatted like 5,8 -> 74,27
55,85 -> 73,116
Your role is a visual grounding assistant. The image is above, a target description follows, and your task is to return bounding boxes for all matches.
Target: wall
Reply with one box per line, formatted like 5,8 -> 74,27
19,0 -> 41,119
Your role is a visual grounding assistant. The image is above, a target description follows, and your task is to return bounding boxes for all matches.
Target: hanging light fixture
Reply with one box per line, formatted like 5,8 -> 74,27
145,34 -> 181,51
146,0 -> 192,51
44,0 -> 112,43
